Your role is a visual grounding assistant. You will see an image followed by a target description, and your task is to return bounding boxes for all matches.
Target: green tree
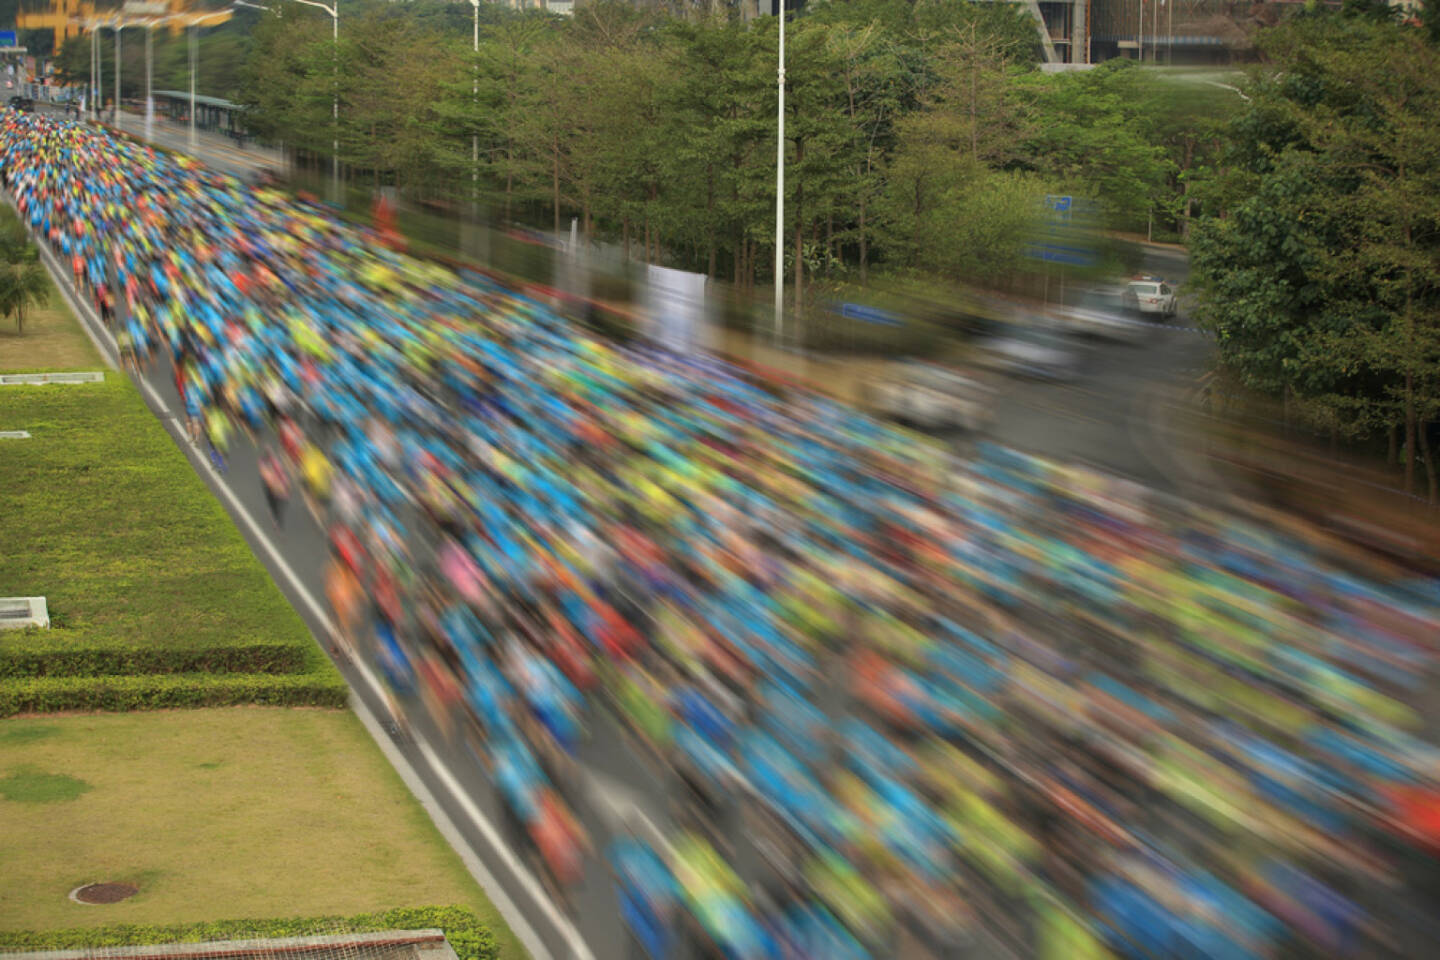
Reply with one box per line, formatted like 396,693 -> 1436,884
0,212 -> 50,335
1191,16 -> 1440,500
1017,60 -> 1170,232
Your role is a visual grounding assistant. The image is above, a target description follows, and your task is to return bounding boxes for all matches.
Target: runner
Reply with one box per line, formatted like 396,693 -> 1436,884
259,446 -> 291,530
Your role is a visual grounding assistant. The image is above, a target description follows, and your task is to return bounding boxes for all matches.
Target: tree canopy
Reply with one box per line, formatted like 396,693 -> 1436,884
235,0 -> 1213,300
1190,14 -> 1440,497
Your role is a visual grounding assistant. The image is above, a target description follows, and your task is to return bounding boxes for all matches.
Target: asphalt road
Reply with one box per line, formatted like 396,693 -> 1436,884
986,246 -> 1214,495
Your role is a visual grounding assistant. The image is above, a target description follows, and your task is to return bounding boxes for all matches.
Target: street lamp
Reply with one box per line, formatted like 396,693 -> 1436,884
235,0 -> 338,194
468,0 -> 478,202
773,0 -> 785,345
143,13 -> 186,141
182,9 -> 234,147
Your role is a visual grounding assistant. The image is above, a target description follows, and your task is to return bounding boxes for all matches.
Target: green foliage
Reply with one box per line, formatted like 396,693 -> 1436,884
0,206 -> 50,333
237,2 -> 1211,296
0,906 -> 498,960
0,669 -> 349,717
0,375 -> 342,712
1190,15 -> 1440,495
0,766 -> 93,803
0,637 -> 309,678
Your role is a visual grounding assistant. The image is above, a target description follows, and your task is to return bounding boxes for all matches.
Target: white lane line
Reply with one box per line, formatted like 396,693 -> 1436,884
32,219 -> 591,960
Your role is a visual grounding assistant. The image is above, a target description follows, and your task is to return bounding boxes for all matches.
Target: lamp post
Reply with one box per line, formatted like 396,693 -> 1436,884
179,9 -> 240,147
773,0 -> 785,345
89,20 -> 96,120
469,0 -> 478,200
144,14 -> 184,141
114,17 -> 123,128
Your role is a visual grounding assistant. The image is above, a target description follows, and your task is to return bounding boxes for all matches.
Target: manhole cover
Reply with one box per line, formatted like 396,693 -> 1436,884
69,882 -> 138,905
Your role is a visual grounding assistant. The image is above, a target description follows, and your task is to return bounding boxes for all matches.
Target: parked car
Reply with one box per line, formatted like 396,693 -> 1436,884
973,323 -> 1084,382
7,96 -> 34,113
1051,285 -> 1149,343
1123,277 -> 1178,319
864,360 -> 993,432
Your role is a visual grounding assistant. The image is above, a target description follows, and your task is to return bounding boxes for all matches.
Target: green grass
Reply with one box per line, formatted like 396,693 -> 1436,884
0,765 -> 93,803
0,709 -> 524,960
0,280 -> 104,373
0,378 -> 337,701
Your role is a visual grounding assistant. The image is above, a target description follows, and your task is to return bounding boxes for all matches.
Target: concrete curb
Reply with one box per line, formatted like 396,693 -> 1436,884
1,931 -> 449,960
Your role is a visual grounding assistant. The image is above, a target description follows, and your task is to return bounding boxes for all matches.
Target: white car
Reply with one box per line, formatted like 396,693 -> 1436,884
1051,286 -> 1149,343
865,361 -> 992,432
973,325 -> 1083,382
1124,279 -> 1178,319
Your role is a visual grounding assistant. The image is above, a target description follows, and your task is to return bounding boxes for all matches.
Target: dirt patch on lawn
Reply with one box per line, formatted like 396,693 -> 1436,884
70,882 -> 138,904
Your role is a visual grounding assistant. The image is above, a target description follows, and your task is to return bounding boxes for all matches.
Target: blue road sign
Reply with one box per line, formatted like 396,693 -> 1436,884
1024,243 -> 1097,267
838,302 -> 903,326
0,32 -> 17,48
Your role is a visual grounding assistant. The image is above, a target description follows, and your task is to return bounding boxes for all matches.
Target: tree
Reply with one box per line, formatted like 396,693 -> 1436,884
1190,16 -> 1440,500
1017,60 -> 1170,233
0,212 -> 50,335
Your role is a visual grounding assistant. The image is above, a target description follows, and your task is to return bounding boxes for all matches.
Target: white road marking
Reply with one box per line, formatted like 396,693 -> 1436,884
28,208 -> 592,960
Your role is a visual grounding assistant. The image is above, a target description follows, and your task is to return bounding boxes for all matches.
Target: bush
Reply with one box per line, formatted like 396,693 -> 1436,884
0,906 -> 497,960
0,670 -> 349,716
0,638 -> 311,678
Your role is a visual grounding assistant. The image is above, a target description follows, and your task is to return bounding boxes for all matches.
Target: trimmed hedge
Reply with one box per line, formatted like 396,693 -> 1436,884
0,638 -> 311,678
0,906 -> 497,960
0,670 -> 349,717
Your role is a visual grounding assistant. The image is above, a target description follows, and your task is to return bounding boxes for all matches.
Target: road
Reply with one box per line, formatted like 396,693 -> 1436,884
36,123 -> 1214,958
986,245 -> 1215,495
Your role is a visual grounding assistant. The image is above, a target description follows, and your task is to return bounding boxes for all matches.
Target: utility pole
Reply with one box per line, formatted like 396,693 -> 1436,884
773,0 -> 785,346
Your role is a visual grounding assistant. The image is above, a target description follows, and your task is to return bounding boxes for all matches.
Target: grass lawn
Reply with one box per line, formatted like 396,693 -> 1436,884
0,279 -> 103,373
0,376 -> 316,663
0,708 -> 524,960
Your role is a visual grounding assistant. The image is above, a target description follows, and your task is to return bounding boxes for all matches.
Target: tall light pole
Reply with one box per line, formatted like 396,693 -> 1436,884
773,0 -> 785,345
181,9 -> 239,147
114,19 -> 121,127
89,20 -> 96,120
1151,0 -> 1159,62
469,0 -> 478,201
189,23 -> 197,145
143,14 -> 184,140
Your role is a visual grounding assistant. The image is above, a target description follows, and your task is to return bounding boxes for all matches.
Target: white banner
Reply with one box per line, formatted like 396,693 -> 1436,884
643,265 -> 709,354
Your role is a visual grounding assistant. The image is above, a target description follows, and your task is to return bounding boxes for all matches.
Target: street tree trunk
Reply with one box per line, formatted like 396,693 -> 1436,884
1420,420 -> 1437,505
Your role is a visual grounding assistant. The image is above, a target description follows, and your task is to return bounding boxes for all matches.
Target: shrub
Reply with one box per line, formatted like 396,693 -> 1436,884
0,670 -> 349,716
0,906 -> 497,960
0,638 -> 311,678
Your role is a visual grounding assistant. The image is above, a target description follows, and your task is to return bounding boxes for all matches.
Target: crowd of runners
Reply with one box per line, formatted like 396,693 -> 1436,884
6,108 -> 1440,959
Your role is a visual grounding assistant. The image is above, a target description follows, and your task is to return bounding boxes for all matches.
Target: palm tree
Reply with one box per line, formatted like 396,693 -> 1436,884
0,208 -> 50,333
0,260 -> 51,334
